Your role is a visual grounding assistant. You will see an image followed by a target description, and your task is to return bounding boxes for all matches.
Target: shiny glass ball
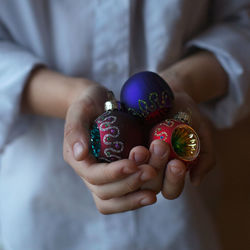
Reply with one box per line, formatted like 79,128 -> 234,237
90,110 -> 144,162
120,71 -> 174,124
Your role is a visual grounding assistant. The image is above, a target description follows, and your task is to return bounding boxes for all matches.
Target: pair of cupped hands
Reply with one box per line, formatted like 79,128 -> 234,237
63,80 -> 215,215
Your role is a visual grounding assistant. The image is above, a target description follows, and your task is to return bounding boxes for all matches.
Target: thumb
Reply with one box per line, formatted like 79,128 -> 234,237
64,97 -> 97,161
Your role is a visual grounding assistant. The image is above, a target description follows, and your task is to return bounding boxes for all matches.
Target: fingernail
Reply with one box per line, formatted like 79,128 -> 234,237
73,142 -> 84,160
171,165 -> 185,176
152,142 -> 168,159
140,171 -> 153,181
140,197 -> 152,206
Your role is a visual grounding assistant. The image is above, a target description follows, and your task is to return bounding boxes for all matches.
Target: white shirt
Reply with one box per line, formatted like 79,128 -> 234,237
0,0 -> 249,249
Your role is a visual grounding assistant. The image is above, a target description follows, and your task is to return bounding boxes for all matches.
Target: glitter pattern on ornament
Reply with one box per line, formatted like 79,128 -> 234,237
90,92 -> 144,163
150,119 -> 200,163
90,123 -> 101,158
171,125 -> 199,161
120,71 -> 174,124
97,112 -> 124,162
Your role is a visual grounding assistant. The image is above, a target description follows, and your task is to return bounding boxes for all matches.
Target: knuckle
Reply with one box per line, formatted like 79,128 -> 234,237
82,96 -> 96,110
112,167 -> 123,179
96,203 -> 110,215
80,168 -> 96,184
103,167 -> 116,182
115,159 -> 135,173
99,208 -> 110,215
76,97 -> 96,117
96,190 -> 112,201
128,197 -> 141,211
126,177 -> 140,193
84,181 -> 95,193
83,173 -> 96,185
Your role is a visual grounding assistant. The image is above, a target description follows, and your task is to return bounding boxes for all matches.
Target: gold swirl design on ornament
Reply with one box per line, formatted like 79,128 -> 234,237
154,127 -> 168,141
128,91 -> 169,118
154,121 -> 174,141
98,114 -> 124,160
127,108 -> 143,118
160,91 -> 168,108
138,99 -> 150,117
154,120 -> 174,141
148,92 -> 159,111
164,119 -> 175,127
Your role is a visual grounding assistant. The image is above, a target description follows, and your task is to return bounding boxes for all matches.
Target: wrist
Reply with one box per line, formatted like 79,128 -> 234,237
21,67 -> 94,119
160,51 -> 228,104
160,67 -> 195,102
65,78 -> 97,110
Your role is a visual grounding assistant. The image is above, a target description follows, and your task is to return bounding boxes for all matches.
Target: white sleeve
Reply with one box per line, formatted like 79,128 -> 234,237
186,1 -> 250,128
0,25 -> 44,153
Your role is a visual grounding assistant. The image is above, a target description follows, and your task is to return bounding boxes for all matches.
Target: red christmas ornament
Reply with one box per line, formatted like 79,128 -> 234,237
150,117 -> 200,164
90,96 -> 144,162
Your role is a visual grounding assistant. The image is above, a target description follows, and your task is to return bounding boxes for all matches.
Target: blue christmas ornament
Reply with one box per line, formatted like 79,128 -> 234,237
120,71 -> 174,124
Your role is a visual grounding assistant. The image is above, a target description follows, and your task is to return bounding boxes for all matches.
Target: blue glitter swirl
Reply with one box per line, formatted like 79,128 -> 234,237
90,123 -> 101,158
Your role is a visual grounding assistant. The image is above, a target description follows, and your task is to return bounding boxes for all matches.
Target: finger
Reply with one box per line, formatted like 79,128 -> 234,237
73,158 -> 141,185
129,146 -> 150,165
93,190 -> 157,214
148,140 -> 170,171
161,159 -> 187,200
140,140 -> 170,192
64,98 -> 97,161
189,122 -> 215,186
86,164 -> 157,200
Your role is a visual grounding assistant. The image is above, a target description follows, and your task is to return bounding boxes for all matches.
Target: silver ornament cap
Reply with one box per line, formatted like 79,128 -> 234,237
104,100 -> 120,111
174,111 -> 192,125
104,91 -> 121,111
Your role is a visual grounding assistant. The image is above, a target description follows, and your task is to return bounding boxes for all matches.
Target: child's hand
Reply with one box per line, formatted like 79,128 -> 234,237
140,140 -> 170,193
63,82 -> 164,214
160,91 -> 216,199
155,51 -> 227,199
141,91 -> 215,200
21,68 -> 160,213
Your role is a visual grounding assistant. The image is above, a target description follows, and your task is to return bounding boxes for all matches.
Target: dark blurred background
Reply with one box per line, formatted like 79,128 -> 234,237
201,115 -> 250,250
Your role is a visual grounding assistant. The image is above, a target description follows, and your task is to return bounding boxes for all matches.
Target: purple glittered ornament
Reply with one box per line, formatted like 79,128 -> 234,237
120,71 -> 174,124
90,110 -> 144,162
90,95 -> 145,163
